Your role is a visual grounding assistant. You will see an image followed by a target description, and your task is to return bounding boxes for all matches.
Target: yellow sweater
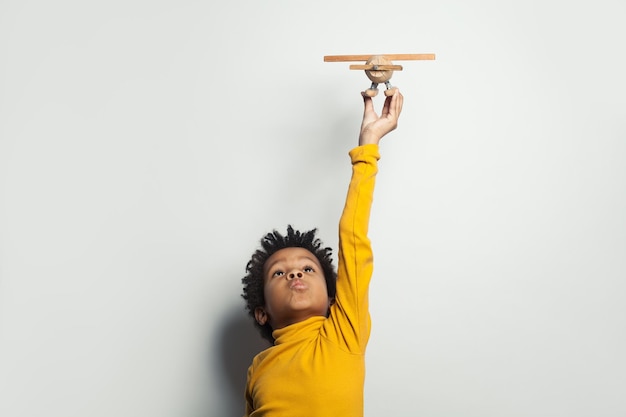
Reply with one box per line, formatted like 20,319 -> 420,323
244,144 -> 380,417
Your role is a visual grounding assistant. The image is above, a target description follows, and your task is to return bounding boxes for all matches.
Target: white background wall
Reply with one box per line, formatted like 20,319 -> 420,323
1,1 -> 625,416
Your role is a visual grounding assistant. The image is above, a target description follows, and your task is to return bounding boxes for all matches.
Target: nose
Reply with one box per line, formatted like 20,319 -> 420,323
288,271 -> 303,280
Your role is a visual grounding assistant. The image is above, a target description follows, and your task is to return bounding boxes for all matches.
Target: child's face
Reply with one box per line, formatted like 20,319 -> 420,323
254,247 -> 331,331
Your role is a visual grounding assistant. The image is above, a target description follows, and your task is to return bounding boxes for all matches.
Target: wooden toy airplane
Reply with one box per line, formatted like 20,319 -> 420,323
324,53 -> 435,97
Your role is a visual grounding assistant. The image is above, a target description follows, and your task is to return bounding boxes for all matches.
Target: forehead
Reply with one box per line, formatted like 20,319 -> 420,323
263,247 -> 321,272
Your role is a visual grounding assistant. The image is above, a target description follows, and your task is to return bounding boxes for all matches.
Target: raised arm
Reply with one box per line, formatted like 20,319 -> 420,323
324,90 -> 403,352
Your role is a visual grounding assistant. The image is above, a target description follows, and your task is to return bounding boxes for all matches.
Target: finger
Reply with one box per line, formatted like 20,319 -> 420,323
381,94 -> 393,117
388,90 -> 402,119
395,90 -> 403,113
394,90 -> 404,113
362,95 -> 378,125
362,94 -> 374,115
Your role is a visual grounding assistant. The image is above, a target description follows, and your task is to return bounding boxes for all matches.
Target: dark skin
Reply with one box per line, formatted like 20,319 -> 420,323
254,247 -> 330,330
254,89 -> 404,332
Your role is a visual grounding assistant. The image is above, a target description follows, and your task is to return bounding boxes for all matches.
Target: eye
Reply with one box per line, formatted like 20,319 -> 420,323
272,270 -> 284,277
303,266 -> 315,273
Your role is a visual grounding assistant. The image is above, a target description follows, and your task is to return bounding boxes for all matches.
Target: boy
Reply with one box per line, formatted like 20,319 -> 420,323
241,89 -> 404,417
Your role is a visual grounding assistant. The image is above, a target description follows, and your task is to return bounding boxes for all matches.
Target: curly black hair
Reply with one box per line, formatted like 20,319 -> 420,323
241,225 -> 337,343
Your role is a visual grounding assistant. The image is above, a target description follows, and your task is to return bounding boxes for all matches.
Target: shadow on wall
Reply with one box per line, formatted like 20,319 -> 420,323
209,81 -> 354,417
213,306 -> 270,417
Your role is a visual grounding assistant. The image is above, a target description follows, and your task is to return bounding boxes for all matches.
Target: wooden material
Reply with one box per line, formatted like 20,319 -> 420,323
363,55 -> 394,83
349,64 -> 403,71
324,53 -> 435,62
362,88 -> 379,98
325,53 -> 435,95
383,87 -> 398,97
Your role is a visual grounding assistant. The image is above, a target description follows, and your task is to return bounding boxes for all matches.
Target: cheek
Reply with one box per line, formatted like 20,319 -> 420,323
316,276 -> 329,293
262,282 -> 274,303
263,281 -> 283,301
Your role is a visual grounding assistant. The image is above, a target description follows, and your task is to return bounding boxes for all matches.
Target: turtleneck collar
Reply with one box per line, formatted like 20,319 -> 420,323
272,316 -> 326,345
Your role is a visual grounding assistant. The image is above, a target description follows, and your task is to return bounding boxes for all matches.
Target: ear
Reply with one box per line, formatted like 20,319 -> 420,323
254,307 -> 268,325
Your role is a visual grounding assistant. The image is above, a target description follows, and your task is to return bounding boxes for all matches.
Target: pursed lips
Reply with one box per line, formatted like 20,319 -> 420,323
290,280 -> 307,290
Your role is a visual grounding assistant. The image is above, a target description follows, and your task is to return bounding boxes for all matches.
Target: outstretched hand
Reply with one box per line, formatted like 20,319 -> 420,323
359,89 -> 404,146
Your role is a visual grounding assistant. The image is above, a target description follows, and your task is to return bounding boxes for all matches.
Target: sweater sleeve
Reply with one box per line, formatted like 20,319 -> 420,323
323,144 -> 380,353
